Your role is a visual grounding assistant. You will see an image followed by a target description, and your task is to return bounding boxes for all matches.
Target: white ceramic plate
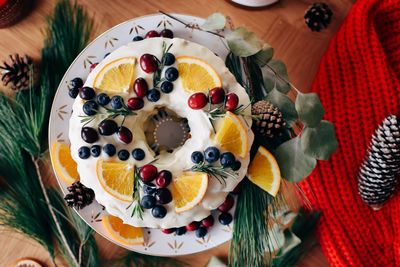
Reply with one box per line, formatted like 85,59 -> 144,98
49,13 -> 235,256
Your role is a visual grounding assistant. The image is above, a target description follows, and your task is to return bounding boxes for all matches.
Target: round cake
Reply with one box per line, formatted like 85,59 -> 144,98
69,37 -> 254,229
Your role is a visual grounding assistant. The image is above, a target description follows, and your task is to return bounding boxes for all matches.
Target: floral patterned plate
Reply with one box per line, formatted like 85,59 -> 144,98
48,13 -> 235,256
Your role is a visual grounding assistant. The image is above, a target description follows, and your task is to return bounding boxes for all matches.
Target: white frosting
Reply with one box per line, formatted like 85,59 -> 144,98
69,38 -> 254,228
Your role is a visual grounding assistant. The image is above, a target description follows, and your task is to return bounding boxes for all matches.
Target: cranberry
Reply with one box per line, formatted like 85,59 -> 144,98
98,119 -> 118,136
218,194 -> 234,212
160,29 -> 174,38
161,228 -> 176,234
117,126 -> 133,144
186,221 -> 200,231
201,215 -> 214,228
139,164 -> 158,182
188,93 -> 208,110
81,127 -> 99,143
155,188 -> 172,204
134,78 -> 148,98
225,93 -> 239,111
90,63 -> 98,72
156,170 -> 172,188
145,30 -> 160,38
140,54 -> 158,73
209,87 -> 225,104
127,97 -> 144,110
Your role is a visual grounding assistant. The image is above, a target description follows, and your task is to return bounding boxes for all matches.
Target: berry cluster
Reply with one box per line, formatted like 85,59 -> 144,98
191,147 -> 241,171
132,29 -> 174,42
188,87 -> 239,111
138,165 -> 173,219
68,77 -> 84,98
78,143 -> 146,161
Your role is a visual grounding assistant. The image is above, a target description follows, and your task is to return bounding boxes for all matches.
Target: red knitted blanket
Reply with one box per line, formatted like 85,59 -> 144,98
300,0 -> 400,266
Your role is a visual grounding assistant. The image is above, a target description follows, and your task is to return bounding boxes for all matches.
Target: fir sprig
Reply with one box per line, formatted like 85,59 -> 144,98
190,161 -> 236,185
152,41 -> 173,88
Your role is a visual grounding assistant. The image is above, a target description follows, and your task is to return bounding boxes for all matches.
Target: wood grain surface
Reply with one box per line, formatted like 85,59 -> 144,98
0,0 -> 353,266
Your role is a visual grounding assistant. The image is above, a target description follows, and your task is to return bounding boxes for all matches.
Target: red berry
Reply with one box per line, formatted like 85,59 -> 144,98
156,170 -> 172,188
117,126 -> 133,144
139,164 -> 158,182
140,54 -> 158,73
188,93 -> 208,110
201,215 -> 214,228
161,228 -> 176,234
186,221 -> 200,231
209,87 -> 225,104
218,194 -> 234,212
225,93 -> 239,111
127,97 -> 144,110
134,78 -> 148,98
145,30 -> 159,38
90,63 -> 98,72
160,29 -> 174,38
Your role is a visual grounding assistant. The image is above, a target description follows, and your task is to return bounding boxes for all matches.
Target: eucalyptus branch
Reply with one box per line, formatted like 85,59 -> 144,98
265,64 -> 302,94
189,162 -> 236,186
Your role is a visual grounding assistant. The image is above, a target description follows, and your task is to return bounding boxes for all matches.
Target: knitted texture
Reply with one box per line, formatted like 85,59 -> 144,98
299,0 -> 400,266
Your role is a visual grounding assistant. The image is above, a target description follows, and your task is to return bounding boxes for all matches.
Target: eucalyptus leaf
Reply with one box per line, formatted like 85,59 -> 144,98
295,93 -> 324,127
201,12 -> 226,31
275,137 -> 317,182
266,89 -> 298,127
226,27 -> 262,57
253,43 -> 274,67
301,121 -> 338,160
262,60 -> 291,93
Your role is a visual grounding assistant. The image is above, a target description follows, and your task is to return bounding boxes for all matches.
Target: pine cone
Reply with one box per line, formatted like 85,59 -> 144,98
251,100 -> 286,139
304,3 -> 333,32
64,181 -> 95,210
358,115 -> 400,210
0,54 -> 37,91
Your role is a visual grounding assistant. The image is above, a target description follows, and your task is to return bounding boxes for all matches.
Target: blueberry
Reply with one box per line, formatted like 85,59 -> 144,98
175,226 -> 187,236
79,86 -> 95,100
204,147 -> 220,163
78,146 -> 90,159
164,67 -> 179,82
146,89 -> 160,102
231,160 -> 241,171
162,53 -> 175,66
118,149 -> 130,161
152,205 -> 167,218
82,100 -> 98,116
111,95 -> 123,109
195,227 -> 208,238
133,36 -> 144,41
132,148 -> 145,160
220,152 -> 235,167
155,188 -> 172,204
104,52 -> 110,58
90,145 -> 101,157
140,195 -> 156,209
218,212 -> 233,225
160,81 -> 173,94
68,87 -> 79,98
96,93 -> 110,106
70,77 -> 83,89
191,151 -> 204,164
143,183 -> 156,195
103,144 -> 116,156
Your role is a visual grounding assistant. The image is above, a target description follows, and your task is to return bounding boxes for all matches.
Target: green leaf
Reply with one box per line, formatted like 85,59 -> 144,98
253,43 -> 274,67
262,60 -> 291,93
201,12 -> 226,31
275,137 -> 317,182
301,121 -> 338,160
226,27 -> 262,57
266,89 -> 298,127
295,93 -> 324,127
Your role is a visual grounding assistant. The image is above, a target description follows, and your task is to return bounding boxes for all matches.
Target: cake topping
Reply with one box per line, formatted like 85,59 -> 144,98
159,29 -> 174,39
98,119 -> 118,136
140,53 -> 158,73
188,92 -> 208,110
81,126 -> 98,143
132,148 -> 145,160
117,126 -> 133,144
79,86 -> 95,100
133,77 -> 148,98
96,93 -> 110,106
209,87 -> 225,104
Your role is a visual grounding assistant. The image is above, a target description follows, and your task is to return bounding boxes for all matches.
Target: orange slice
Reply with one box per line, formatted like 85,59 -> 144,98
102,215 -> 144,245
171,172 -> 208,213
247,146 -> 281,197
176,56 -> 221,93
51,142 -> 78,184
96,160 -> 134,202
214,111 -> 249,158
93,57 -> 136,94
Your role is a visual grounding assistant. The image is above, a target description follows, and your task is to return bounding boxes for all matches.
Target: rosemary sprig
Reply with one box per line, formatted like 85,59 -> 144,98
190,161 -> 236,185
126,166 -> 143,219
207,103 -> 252,120
79,103 -> 136,126
152,41 -> 173,88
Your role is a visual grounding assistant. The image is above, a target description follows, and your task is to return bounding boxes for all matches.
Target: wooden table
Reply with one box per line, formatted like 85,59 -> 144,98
0,0 -> 352,266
